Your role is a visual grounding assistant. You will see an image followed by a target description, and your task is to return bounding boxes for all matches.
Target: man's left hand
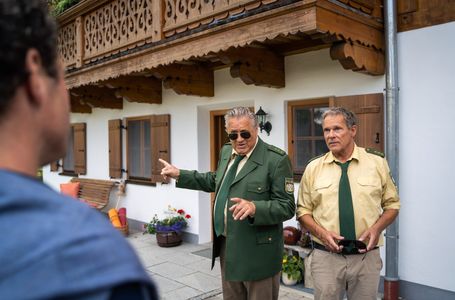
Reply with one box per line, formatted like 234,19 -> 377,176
229,198 -> 255,220
358,227 -> 380,252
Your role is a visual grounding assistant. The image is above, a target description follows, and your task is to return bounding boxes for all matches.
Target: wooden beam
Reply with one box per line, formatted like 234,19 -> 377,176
397,0 -> 455,32
219,47 -> 285,88
330,42 -> 384,76
153,64 -> 214,97
70,86 -> 123,109
70,95 -> 92,113
103,76 -> 162,104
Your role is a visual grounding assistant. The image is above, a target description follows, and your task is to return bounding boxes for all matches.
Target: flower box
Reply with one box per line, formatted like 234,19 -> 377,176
156,231 -> 182,247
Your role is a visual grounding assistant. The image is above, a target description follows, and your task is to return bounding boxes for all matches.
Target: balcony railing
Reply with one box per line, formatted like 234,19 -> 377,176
57,0 -> 383,71
163,0 -> 279,36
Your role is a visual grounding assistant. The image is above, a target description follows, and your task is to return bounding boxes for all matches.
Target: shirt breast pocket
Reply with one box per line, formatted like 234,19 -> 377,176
357,176 -> 382,199
311,178 -> 335,206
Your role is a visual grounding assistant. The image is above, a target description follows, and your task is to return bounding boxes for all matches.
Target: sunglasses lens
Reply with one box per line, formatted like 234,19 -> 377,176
228,133 -> 238,140
228,131 -> 251,140
240,131 -> 251,139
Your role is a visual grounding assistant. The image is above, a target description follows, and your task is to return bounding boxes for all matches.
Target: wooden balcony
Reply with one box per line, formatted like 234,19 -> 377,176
57,0 -> 386,112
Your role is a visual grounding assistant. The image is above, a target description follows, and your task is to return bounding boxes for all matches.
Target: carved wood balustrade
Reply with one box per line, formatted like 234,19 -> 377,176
57,0 -> 384,70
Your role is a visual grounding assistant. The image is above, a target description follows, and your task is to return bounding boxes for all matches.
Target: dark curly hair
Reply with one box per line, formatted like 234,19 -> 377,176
0,0 -> 58,115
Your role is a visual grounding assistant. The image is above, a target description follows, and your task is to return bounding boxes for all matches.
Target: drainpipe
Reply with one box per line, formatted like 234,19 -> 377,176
384,1 -> 400,300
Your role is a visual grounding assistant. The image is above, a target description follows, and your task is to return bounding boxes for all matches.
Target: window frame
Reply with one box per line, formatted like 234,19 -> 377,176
56,122 -> 86,176
287,98 -> 331,181
126,115 -> 153,183
123,114 -> 171,185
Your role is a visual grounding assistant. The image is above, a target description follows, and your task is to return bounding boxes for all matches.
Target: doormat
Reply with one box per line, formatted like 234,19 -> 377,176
191,248 -> 212,259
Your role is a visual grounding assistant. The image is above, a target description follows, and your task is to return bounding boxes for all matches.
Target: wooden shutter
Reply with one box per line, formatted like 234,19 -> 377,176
150,114 -> 170,183
73,123 -> 87,175
109,119 -> 123,178
50,160 -> 59,172
331,93 -> 384,151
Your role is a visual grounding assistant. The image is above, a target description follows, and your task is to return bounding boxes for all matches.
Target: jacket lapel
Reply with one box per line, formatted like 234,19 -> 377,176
215,146 -> 232,193
231,138 -> 265,185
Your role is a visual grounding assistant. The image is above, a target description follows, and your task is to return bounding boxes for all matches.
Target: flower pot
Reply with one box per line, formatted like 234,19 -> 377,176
156,231 -> 182,247
281,272 -> 298,286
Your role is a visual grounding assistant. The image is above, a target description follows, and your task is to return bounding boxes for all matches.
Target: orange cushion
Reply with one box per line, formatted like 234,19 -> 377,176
108,208 -> 122,227
60,182 -> 80,198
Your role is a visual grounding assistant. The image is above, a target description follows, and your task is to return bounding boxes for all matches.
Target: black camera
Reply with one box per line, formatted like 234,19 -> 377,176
338,239 -> 366,255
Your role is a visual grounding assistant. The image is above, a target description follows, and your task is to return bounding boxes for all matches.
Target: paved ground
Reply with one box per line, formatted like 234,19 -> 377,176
126,232 -> 314,300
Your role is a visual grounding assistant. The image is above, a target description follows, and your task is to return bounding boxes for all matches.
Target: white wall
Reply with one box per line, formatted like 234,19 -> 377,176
398,21 -> 455,292
44,48 -> 383,245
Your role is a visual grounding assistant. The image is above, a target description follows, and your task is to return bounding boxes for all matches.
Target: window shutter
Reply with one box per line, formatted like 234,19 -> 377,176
331,93 -> 384,151
150,114 -> 170,183
73,123 -> 87,175
50,160 -> 59,172
109,119 -> 123,178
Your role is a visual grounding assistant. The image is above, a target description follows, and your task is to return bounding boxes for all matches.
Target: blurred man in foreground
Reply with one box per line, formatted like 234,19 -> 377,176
0,1 -> 157,299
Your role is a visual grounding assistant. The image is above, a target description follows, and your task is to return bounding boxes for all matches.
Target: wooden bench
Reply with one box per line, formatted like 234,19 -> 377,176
70,178 -> 116,210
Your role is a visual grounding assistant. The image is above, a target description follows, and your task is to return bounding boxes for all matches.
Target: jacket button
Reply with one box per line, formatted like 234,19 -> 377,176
268,237 -> 272,241
258,187 -> 262,191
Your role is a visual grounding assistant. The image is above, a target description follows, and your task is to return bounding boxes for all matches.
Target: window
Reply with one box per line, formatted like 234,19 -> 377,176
110,114 -> 170,184
51,123 -> 86,175
287,93 -> 384,181
287,99 -> 329,180
127,118 -> 152,180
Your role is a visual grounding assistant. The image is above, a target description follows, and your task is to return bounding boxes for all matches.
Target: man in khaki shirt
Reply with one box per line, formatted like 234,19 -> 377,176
297,107 -> 400,300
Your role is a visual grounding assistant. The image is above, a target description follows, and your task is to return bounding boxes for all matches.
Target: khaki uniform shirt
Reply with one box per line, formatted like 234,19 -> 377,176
296,145 -> 400,246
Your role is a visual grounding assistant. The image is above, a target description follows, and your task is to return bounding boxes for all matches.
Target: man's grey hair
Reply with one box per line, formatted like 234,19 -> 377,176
322,107 -> 357,128
224,106 -> 258,128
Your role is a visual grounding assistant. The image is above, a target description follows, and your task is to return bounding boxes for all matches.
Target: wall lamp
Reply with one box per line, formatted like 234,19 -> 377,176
255,106 -> 272,136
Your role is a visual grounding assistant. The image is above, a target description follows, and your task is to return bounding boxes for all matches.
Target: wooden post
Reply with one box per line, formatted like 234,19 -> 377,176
75,16 -> 84,68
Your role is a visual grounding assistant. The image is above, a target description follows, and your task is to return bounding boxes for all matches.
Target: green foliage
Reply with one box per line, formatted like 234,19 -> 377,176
282,253 -> 304,281
48,0 -> 81,16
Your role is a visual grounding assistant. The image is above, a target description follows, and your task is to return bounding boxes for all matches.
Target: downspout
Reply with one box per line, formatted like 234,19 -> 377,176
384,1 -> 400,300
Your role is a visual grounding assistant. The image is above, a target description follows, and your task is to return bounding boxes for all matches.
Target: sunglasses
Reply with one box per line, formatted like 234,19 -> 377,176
338,239 -> 366,255
228,131 -> 251,140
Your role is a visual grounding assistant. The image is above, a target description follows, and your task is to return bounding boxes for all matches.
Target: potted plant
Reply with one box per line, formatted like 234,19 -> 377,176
144,205 -> 191,247
281,253 -> 304,286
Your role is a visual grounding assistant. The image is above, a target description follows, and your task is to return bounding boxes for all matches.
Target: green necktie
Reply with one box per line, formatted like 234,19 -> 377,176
336,161 -> 356,241
214,154 -> 245,237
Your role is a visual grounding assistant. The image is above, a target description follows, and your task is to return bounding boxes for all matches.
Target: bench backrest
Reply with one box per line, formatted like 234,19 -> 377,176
70,178 -> 116,210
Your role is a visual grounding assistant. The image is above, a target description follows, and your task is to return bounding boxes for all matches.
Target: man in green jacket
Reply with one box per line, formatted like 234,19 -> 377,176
160,106 -> 295,300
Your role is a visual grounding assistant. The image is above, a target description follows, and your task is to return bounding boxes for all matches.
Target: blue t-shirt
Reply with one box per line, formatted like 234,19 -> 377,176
0,170 -> 157,300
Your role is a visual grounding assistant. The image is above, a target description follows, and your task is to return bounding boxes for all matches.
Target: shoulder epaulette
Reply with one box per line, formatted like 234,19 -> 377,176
307,153 -> 324,164
267,145 -> 286,156
366,148 -> 385,158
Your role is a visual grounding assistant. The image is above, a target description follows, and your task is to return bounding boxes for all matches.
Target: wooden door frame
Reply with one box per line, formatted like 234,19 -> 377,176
210,109 -> 229,171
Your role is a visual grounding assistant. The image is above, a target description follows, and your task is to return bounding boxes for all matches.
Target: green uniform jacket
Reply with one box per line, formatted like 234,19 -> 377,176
177,138 -> 295,281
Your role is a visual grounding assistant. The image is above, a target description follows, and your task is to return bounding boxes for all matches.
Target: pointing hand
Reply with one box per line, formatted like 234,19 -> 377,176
159,158 -> 180,180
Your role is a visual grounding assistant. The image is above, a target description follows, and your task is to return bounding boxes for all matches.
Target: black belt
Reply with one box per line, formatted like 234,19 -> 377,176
312,242 -> 376,255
